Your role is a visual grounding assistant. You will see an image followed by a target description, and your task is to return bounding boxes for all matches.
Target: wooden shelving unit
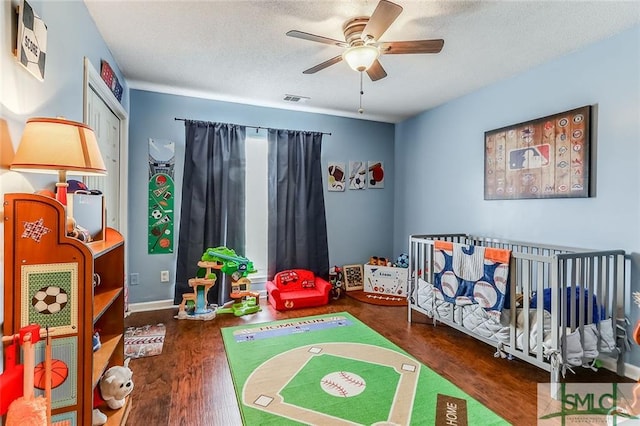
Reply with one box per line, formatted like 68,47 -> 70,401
3,194 -> 129,425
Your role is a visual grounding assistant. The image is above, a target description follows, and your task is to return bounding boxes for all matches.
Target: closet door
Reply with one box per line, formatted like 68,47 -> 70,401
86,86 -> 121,231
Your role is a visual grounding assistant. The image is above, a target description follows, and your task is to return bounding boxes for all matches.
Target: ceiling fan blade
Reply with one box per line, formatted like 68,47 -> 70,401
286,30 -> 348,48
303,55 -> 343,74
379,39 -> 444,54
366,59 -> 387,81
362,0 -> 403,42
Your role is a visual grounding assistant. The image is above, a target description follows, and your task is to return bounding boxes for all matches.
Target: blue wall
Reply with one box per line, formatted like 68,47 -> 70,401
0,0 -> 128,323
1,1 -> 128,125
128,90 -> 395,303
2,0 -> 639,369
394,25 -> 640,364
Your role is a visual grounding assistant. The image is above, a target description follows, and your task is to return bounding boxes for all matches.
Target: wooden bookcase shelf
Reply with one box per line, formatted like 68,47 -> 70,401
92,334 -> 124,388
102,395 -> 132,426
3,194 -> 130,425
94,288 -> 124,322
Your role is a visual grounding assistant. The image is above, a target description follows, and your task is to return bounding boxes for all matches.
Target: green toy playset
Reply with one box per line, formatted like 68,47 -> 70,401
175,247 -> 260,320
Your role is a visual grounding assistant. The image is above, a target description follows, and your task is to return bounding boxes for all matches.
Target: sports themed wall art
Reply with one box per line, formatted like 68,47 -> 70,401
368,161 -> 384,189
349,161 -> 367,190
16,0 -> 47,81
100,60 -> 123,102
148,138 -> 175,254
484,105 -> 591,200
343,264 -> 364,291
327,162 -> 345,191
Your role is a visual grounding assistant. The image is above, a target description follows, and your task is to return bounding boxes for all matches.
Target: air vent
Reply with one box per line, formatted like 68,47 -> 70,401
283,94 -> 310,103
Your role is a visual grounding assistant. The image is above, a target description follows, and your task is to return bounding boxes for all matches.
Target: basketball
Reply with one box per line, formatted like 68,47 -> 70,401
34,359 -> 68,390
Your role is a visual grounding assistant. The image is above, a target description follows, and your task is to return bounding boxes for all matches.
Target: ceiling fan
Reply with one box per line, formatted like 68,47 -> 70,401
286,0 -> 444,81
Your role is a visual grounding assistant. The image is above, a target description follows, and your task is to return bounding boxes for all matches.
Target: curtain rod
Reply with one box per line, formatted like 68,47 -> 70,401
174,117 -> 331,136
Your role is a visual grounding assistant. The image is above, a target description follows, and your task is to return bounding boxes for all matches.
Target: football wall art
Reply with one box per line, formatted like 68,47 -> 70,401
484,105 -> 591,200
327,162 -> 346,191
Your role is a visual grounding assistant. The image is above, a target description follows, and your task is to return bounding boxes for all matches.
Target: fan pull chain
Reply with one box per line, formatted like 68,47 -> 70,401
358,71 -> 364,114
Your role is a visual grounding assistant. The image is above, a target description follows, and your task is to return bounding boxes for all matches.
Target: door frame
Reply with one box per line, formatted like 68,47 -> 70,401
82,56 -> 129,250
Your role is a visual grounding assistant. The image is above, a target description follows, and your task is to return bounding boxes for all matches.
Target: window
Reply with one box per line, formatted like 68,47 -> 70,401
244,131 -> 268,280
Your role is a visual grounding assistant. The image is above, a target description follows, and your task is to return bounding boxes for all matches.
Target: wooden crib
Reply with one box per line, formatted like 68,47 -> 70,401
407,233 -> 627,394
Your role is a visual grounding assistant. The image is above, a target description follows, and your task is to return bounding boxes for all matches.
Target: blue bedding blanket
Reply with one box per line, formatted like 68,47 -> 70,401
530,286 -> 602,324
433,241 -> 511,322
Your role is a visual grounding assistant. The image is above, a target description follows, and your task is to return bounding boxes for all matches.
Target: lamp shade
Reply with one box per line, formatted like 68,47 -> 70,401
342,45 -> 380,72
10,117 -> 107,176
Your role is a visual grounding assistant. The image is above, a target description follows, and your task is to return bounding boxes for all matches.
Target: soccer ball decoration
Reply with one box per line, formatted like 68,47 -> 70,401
351,174 -> 366,189
396,253 -> 409,268
151,209 -> 163,220
16,0 -> 47,81
32,286 -> 68,314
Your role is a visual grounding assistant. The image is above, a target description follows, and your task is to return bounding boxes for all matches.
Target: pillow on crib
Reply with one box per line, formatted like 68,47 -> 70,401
564,328 -> 584,367
598,318 -> 617,353
530,287 -> 602,324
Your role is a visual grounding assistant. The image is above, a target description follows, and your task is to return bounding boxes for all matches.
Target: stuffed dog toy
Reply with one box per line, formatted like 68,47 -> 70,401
93,358 -> 134,425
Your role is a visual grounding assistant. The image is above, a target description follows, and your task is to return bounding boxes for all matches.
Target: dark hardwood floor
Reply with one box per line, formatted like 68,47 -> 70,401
124,296 -> 629,425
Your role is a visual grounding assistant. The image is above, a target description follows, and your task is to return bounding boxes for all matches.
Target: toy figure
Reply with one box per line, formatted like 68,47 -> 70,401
329,266 -> 344,300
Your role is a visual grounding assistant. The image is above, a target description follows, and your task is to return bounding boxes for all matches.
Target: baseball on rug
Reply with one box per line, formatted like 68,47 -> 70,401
222,312 -> 507,425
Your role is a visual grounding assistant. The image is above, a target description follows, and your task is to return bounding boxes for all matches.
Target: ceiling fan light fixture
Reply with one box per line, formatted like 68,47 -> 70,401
342,45 -> 379,72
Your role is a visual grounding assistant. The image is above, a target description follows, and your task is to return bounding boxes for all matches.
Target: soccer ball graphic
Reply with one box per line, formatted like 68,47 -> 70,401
351,174 -> 366,189
32,286 -> 68,314
151,209 -> 163,219
396,253 -> 409,268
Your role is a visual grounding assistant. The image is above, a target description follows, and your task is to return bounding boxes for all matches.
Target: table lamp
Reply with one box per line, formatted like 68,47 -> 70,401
10,117 -> 107,205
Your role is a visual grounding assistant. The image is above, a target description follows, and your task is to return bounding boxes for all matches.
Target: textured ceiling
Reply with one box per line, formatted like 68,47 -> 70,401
84,0 -> 640,123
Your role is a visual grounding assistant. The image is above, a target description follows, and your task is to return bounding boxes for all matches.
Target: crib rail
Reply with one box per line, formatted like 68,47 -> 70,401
408,233 -> 626,383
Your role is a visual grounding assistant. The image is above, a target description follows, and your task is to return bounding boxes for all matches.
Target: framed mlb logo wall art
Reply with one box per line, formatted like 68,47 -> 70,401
484,105 -> 591,200
16,0 -> 47,81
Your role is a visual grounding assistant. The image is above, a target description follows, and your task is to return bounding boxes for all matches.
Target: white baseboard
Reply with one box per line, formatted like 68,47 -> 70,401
127,299 -> 175,313
126,291 -> 268,314
621,361 -> 640,381
599,356 -> 638,380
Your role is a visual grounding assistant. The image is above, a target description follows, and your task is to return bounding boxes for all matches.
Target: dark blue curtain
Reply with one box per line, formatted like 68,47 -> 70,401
174,121 -> 246,305
267,129 -> 329,279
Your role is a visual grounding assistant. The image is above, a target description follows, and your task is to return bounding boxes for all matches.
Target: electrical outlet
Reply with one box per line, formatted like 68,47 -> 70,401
130,273 -> 139,286
160,270 -> 170,282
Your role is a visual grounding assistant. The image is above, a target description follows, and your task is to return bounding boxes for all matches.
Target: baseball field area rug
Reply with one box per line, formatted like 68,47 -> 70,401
221,312 -> 507,425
